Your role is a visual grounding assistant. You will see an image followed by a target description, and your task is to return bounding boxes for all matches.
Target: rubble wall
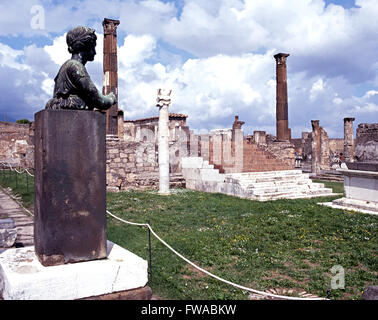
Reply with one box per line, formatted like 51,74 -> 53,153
355,123 -> 378,162
0,122 -> 34,168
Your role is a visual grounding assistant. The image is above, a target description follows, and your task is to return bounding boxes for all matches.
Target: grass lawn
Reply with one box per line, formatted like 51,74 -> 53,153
0,169 -> 34,209
1,171 -> 377,300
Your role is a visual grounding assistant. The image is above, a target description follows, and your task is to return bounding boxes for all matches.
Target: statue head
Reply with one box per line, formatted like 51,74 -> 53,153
66,26 -> 97,62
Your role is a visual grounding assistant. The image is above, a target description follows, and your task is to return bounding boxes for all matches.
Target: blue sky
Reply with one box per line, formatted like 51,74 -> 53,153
0,0 -> 377,138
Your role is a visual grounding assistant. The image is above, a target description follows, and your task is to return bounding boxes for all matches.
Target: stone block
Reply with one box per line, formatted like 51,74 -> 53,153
0,241 -> 148,300
181,157 -> 203,169
0,229 -> 17,248
340,169 -> 378,202
34,110 -> 107,266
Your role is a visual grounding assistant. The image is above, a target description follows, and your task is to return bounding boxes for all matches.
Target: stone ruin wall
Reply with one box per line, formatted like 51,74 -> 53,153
355,123 -> 378,162
329,139 -> 344,157
106,117 -> 192,191
0,122 -> 34,168
1,117 -> 297,190
106,140 -> 159,191
264,134 -> 295,168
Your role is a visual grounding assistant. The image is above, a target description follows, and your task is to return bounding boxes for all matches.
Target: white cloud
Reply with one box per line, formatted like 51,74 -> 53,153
0,0 -> 377,137
119,34 -> 156,68
0,44 -> 30,71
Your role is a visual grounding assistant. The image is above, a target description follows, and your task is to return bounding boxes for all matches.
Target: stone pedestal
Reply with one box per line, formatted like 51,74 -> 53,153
340,168 -> 378,203
0,241 -> 149,300
34,110 -> 107,266
319,163 -> 378,215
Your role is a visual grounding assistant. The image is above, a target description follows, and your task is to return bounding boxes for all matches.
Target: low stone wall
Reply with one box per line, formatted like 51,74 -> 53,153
106,140 -> 159,190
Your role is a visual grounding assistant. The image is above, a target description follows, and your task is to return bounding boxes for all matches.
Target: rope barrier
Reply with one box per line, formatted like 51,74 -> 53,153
0,162 -> 34,176
1,161 -> 327,300
106,210 -> 327,301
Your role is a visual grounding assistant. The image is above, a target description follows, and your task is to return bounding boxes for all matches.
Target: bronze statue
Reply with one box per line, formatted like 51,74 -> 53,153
46,26 -> 116,110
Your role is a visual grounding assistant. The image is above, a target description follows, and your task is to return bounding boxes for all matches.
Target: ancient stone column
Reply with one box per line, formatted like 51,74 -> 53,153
311,120 -> 321,174
231,116 -> 244,173
344,117 -> 355,163
102,18 -> 120,138
274,53 -> 291,141
311,120 -> 331,174
156,89 -> 172,195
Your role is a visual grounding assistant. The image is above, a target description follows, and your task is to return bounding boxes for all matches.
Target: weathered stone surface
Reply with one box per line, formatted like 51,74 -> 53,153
34,109 -> 107,266
346,162 -> 378,172
0,229 -> 17,248
344,117 -> 355,162
0,122 -> 34,168
0,241 -> 148,300
311,120 -> 330,174
0,218 -> 17,248
362,286 -> 378,300
355,123 -> 378,162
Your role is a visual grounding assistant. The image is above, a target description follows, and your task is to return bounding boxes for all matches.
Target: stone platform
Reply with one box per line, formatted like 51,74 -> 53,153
319,198 -> 378,215
182,157 -> 339,201
319,166 -> 378,215
0,240 -> 149,300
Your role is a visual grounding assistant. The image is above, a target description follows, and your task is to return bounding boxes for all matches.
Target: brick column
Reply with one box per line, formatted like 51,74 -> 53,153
274,53 -> 291,141
102,18 -> 120,138
344,117 -> 355,163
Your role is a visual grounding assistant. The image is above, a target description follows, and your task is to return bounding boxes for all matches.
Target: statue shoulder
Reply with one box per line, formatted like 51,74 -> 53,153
64,59 -> 89,80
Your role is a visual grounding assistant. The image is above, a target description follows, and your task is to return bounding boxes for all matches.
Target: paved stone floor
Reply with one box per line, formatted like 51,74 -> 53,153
0,188 -> 34,250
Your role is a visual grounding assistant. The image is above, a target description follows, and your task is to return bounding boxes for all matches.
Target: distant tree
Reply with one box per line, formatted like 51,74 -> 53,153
16,119 -> 31,124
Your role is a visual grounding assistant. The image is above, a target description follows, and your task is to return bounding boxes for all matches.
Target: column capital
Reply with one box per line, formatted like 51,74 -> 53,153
274,52 -> 290,65
156,89 -> 172,108
343,117 -> 355,122
102,18 -> 120,36
311,120 -> 320,129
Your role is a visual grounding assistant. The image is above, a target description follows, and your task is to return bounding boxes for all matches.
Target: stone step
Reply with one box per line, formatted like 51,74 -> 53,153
252,188 -> 334,201
181,157 -> 203,169
227,169 -> 303,178
251,184 -> 330,195
240,179 -> 324,190
225,173 -> 309,184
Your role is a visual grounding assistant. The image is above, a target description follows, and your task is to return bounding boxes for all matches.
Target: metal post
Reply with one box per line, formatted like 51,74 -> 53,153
147,219 -> 152,282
